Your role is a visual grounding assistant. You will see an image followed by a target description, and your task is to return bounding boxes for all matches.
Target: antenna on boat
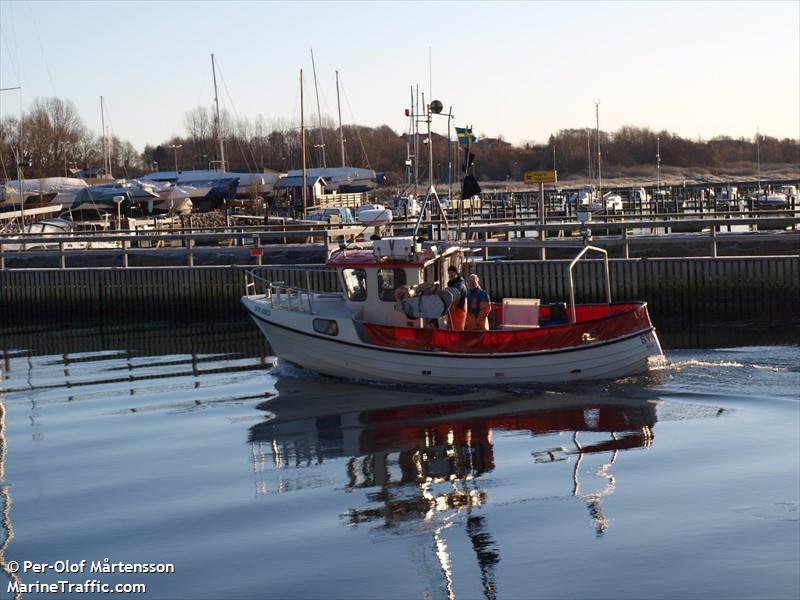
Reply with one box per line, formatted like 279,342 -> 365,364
407,86 -> 415,190
211,53 -> 226,172
336,70 -> 345,167
410,94 -> 449,240
310,48 -> 327,168
428,46 -> 433,102
414,85 -> 420,195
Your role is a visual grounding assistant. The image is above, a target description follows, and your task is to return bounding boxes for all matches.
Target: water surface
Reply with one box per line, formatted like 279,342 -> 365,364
0,320 -> 797,599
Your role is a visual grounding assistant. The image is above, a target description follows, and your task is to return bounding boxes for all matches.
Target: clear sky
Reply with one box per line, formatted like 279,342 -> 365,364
1,0 -> 798,152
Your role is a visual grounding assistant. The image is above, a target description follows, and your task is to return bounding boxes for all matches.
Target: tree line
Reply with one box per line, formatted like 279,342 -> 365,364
2,97 -> 798,184
0,97 -> 142,180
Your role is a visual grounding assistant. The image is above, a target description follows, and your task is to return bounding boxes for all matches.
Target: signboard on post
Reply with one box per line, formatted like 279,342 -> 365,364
524,170 -> 558,184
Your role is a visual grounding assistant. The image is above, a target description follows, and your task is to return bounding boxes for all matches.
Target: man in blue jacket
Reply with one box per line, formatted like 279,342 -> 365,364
466,274 -> 491,330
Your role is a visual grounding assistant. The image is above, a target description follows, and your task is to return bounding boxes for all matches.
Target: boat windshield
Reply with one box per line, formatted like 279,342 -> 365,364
377,268 -> 407,302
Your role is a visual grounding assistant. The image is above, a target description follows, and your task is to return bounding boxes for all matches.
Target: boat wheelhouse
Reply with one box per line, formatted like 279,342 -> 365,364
241,237 -> 664,385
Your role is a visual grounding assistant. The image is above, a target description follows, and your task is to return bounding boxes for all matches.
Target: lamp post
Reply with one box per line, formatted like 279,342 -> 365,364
169,144 -> 183,175
113,195 -> 125,231
60,141 -> 71,177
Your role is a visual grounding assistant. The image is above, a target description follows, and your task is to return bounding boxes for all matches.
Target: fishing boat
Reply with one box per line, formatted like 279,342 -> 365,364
241,236 -> 664,385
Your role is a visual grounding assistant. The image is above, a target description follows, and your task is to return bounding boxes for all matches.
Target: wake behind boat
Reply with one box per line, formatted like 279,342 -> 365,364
241,236 -> 664,385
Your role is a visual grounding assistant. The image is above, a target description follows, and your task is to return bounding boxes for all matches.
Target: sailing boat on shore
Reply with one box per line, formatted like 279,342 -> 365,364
286,59 -> 377,194
140,54 -> 279,207
750,132 -> 788,209
563,105 -> 621,215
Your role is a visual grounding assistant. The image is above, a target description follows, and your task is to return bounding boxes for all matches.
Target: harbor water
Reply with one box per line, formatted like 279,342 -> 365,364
0,319 -> 798,599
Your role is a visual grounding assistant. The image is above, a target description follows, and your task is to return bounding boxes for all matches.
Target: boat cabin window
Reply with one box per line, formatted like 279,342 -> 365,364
342,268 -> 368,302
424,258 -> 449,288
313,319 -> 339,336
377,268 -> 407,302
424,263 -> 438,287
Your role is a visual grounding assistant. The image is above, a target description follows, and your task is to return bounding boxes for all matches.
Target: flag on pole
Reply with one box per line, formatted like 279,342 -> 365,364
455,127 -> 477,146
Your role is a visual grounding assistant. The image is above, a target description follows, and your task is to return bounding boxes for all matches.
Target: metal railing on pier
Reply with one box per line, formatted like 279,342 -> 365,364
0,207 -> 797,270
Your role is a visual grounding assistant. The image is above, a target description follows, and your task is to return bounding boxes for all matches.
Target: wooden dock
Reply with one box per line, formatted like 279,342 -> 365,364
1,256 -> 796,323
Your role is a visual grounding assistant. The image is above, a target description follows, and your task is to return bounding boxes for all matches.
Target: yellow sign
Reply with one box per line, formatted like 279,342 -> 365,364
523,170 -> 557,184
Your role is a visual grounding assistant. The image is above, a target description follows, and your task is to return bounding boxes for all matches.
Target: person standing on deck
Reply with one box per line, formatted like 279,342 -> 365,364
446,266 -> 467,331
465,274 -> 491,331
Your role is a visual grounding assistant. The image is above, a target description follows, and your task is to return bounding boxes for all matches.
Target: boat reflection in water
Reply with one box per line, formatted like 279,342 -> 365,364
249,378 -> 658,597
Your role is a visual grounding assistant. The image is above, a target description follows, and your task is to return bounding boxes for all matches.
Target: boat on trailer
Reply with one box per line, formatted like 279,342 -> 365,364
242,235 -> 664,385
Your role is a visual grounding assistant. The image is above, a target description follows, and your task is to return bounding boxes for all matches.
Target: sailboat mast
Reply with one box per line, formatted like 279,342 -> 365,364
756,130 -> 761,190
596,102 -> 601,198
100,96 -> 109,177
656,136 -> 661,191
336,70 -> 345,167
211,53 -> 226,172
310,48 -> 326,168
301,69 -> 307,214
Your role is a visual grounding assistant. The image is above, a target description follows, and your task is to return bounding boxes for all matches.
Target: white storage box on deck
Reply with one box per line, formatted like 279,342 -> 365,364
501,298 -> 540,329
373,236 -> 420,259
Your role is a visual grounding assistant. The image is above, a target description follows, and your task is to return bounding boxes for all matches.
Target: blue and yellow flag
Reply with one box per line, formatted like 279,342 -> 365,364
455,127 -> 477,146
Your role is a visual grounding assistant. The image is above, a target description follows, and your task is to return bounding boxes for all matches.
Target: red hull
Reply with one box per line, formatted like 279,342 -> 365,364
361,302 -> 654,355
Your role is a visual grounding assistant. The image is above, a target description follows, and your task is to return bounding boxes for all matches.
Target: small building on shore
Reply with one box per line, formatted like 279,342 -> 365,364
274,175 -> 326,210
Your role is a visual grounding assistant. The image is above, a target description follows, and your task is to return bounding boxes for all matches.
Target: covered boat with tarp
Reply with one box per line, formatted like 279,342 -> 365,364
69,184 -> 155,217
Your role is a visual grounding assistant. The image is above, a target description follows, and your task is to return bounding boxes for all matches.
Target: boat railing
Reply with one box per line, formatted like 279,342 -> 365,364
244,270 -> 268,297
244,270 -> 341,314
567,245 -> 611,324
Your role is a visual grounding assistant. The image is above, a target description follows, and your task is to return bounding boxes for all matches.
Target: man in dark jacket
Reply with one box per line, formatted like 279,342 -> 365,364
446,266 -> 467,330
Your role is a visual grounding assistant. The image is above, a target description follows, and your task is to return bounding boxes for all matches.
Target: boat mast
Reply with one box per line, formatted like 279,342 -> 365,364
595,102 -> 601,198
211,53 -> 226,172
756,129 -> 761,191
301,69 -> 307,214
587,130 -> 593,184
100,96 -> 110,177
310,48 -> 326,168
656,136 -> 661,192
336,70 -> 345,167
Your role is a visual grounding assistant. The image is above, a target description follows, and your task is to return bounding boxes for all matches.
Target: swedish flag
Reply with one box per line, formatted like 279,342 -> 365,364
455,127 -> 477,146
